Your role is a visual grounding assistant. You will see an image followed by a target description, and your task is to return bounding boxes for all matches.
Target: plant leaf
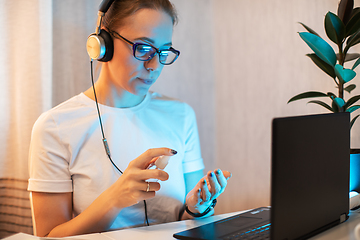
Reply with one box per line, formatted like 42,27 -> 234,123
352,56 -> 360,69
334,97 -> 346,108
345,29 -> 360,53
306,54 -> 336,78
351,114 -> 360,129
327,92 -> 337,99
344,84 -> 356,93
338,0 -> 354,25
344,94 -> 360,109
332,100 -> 340,112
334,64 -> 356,83
325,12 -> 346,44
337,53 -> 360,62
346,105 -> 360,112
350,7 -> 360,19
298,22 -> 321,37
308,100 -> 334,112
299,32 -> 337,66
346,10 -> 360,36
288,91 -> 329,103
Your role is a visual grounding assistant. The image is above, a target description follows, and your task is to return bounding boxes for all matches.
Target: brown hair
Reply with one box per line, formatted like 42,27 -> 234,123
102,0 -> 178,31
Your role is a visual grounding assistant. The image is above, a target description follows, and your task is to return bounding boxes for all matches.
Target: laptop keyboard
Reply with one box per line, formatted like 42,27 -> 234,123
222,223 -> 271,240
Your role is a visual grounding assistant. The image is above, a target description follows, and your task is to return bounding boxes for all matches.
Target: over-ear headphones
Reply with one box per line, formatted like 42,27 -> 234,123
86,0 -> 115,62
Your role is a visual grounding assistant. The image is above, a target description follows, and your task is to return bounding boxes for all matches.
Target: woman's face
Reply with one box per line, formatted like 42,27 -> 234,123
105,8 -> 174,97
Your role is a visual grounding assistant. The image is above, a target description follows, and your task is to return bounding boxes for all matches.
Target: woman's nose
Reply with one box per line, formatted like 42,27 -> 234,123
145,53 -> 162,72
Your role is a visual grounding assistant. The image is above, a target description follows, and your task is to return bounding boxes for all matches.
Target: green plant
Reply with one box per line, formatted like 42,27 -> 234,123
288,0 -> 360,129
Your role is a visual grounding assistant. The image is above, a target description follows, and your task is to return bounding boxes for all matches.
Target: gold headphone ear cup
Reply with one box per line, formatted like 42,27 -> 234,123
87,33 -> 105,60
86,30 -> 113,62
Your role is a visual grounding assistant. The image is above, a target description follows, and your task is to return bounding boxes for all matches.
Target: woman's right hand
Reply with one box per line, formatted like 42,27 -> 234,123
32,147 -> 176,237
105,147 -> 177,209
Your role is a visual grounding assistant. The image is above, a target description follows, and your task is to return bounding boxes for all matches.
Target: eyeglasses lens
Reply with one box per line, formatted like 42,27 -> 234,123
135,45 -> 154,59
134,44 -> 177,65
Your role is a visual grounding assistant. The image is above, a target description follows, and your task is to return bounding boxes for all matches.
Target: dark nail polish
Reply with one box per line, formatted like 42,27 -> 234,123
171,149 -> 177,155
203,179 -> 206,184
216,169 -> 221,175
210,172 -> 214,177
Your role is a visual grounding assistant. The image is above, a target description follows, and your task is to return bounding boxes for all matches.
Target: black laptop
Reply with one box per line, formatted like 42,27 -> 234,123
174,113 -> 350,240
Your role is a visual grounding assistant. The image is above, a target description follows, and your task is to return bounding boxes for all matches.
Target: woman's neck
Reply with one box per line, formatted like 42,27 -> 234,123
84,76 -> 146,109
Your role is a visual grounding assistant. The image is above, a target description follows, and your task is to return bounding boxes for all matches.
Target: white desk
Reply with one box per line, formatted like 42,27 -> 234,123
5,209 -> 360,240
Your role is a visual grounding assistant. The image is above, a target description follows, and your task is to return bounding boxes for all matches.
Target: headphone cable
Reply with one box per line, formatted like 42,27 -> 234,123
90,60 -> 149,226
90,60 -> 122,174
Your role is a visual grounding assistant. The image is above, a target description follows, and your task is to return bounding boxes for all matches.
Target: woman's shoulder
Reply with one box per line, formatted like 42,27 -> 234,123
34,93 -> 94,128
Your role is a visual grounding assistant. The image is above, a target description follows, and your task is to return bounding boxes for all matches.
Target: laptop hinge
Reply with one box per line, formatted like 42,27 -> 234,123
340,214 -> 346,223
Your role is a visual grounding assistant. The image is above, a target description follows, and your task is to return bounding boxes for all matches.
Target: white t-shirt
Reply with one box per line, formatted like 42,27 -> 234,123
28,92 -> 204,230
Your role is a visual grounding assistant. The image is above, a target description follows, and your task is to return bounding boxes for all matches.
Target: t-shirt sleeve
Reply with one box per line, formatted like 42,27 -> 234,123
28,112 -> 73,193
182,104 -> 205,173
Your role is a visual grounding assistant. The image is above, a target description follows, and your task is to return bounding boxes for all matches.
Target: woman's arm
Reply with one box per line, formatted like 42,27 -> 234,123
32,190 -> 120,237
32,148 -> 175,237
31,192 -> 72,237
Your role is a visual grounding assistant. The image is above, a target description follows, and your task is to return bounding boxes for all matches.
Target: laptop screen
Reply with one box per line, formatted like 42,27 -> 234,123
271,113 -> 350,239
173,113 -> 350,240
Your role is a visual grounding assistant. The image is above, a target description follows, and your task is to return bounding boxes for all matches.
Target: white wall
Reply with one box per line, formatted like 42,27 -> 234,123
211,0 -> 360,214
50,0 -> 360,215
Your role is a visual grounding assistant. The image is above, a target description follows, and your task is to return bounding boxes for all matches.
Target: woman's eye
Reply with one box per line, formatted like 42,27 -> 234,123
159,51 -> 170,56
137,45 -> 153,56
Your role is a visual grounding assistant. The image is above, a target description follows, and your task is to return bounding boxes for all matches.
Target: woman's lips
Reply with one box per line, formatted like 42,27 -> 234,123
138,78 -> 154,85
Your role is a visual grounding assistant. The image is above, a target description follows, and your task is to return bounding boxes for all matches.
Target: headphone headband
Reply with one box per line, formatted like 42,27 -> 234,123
99,0 -> 115,13
86,0 -> 115,61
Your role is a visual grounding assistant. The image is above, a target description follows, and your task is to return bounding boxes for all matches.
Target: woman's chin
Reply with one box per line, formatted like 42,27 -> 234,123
134,86 -> 151,96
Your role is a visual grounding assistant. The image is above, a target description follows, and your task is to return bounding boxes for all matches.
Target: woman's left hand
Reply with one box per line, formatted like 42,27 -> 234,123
185,169 -> 231,216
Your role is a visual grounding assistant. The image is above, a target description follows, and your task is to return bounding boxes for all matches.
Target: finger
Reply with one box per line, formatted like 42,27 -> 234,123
130,183 -> 160,203
201,179 -> 212,204
139,169 -> 169,181
126,180 -> 155,192
195,188 -> 202,204
132,148 -> 177,168
146,157 -> 160,169
135,191 -> 156,201
143,181 -> 161,192
185,187 -> 202,208
214,169 -> 228,189
207,171 -> 222,197
222,170 -> 232,180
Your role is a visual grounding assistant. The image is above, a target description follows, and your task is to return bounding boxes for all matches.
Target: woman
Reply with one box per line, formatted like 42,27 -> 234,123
28,0 -> 231,237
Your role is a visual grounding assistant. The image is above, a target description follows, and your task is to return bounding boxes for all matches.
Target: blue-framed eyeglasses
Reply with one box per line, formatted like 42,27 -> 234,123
110,30 -> 180,65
